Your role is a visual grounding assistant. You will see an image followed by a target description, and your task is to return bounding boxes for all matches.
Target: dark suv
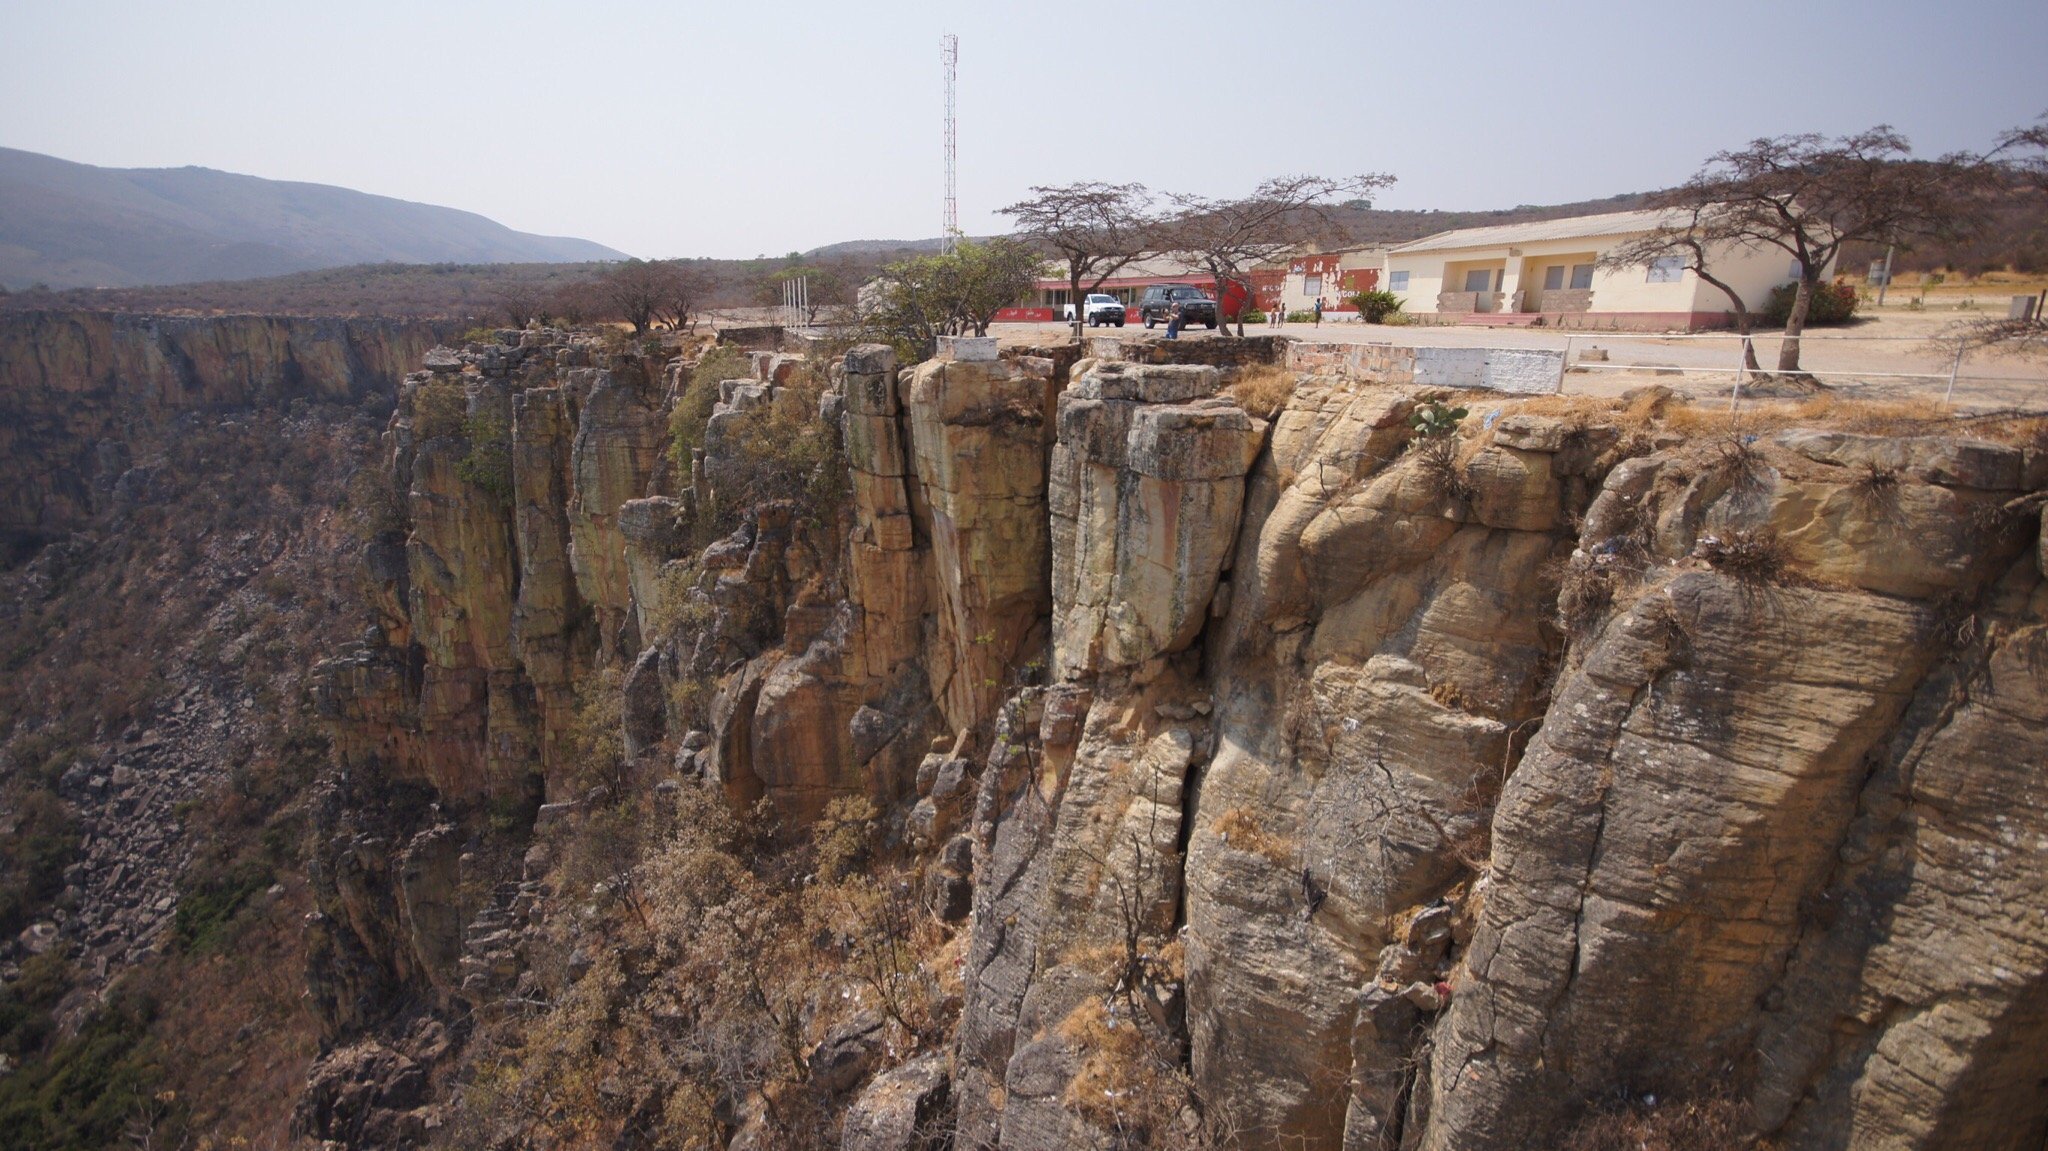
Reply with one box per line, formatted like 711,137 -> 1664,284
1139,284 -> 1218,329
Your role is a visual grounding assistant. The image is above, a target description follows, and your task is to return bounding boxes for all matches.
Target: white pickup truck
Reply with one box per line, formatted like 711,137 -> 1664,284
1060,293 -> 1127,327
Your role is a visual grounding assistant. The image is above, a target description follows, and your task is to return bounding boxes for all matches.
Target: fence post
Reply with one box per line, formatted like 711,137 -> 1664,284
1558,335 -> 1572,393
1944,338 -> 1965,403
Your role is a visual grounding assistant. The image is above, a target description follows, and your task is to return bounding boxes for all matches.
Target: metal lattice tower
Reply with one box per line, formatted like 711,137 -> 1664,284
941,33 -> 958,254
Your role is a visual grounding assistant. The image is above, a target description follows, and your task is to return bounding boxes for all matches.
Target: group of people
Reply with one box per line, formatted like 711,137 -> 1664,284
1263,295 -> 1328,329
1168,295 -> 1326,339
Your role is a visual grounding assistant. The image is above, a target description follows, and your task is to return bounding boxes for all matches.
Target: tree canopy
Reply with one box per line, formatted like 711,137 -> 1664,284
1158,174 -> 1395,335
1655,127 -> 1992,372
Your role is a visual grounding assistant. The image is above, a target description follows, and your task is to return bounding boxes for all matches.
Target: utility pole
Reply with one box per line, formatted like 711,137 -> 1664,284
942,33 -> 958,255
1875,242 -> 1896,307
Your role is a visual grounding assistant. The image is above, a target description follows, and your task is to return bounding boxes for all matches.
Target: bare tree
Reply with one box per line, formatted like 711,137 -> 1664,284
494,281 -> 545,329
598,256 -> 684,331
1990,112 -> 2048,192
1665,127 -> 1992,373
654,260 -> 710,333
1158,173 -> 1396,336
1600,204 -> 1764,372
545,278 -> 602,326
1000,181 -> 1154,339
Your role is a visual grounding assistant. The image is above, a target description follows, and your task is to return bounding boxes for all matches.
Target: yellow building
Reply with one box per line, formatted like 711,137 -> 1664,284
1384,208 -> 1819,331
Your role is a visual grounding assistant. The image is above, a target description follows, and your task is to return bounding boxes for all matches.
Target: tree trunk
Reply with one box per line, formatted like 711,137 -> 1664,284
1071,270 -> 1085,343
1776,275 -> 1817,374
1699,270 -> 1762,373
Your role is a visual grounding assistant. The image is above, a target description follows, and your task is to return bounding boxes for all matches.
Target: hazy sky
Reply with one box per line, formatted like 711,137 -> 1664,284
3,0 -> 2043,259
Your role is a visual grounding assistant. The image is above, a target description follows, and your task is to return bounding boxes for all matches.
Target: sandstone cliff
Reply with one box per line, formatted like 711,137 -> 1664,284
293,329 -> 2048,1150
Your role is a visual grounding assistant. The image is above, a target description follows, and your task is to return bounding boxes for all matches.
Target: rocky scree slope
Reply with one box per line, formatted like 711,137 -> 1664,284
307,327 -> 2048,1150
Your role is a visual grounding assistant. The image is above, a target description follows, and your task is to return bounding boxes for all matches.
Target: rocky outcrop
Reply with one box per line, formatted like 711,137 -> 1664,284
946,374 -> 2048,1151
0,311 -> 454,559
288,326 -> 2048,1151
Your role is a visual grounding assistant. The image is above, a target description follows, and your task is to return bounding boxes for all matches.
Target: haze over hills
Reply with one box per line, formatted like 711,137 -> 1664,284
0,147 -> 629,290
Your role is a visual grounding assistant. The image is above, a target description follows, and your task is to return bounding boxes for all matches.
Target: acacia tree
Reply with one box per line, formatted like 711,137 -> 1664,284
1949,113 -> 2048,355
1599,205 -> 1765,372
858,238 -> 1041,360
494,281 -> 545,329
1158,174 -> 1395,336
654,260 -> 710,333
598,259 -> 672,335
1667,127 -> 1990,373
999,181 -> 1153,338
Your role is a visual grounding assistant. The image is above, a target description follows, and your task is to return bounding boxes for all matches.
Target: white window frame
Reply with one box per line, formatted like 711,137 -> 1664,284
1542,266 -> 1565,291
1646,256 -> 1685,284
1388,270 -> 1409,291
1303,274 -> 1323,298
1569,264 -> 1595,291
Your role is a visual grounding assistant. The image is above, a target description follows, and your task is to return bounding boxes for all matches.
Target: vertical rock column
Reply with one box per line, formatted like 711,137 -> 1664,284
403,376 -> 524,803
842,345 -> 928,684
1049,362 -> 1264,678
567,360 -> 667,664
903,347 -> 1057,735
510,386 -> 588,792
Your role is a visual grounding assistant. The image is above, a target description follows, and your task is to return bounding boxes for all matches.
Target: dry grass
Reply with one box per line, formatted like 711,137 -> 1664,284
1056,996 -> 1188,1140
1214,807 -> 1295,866
1560,1089 -> 1760,1151
1228,365 -> 1299,419
1507,385 -> 2038,445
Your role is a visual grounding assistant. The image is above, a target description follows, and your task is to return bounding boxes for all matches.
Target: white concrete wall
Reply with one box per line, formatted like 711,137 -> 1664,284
1411,346 -> 1563,393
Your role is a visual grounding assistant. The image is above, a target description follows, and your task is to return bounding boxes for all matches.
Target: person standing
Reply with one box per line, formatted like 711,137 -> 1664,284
1166,301 -> 1183,340
1314,296 -> 1324,326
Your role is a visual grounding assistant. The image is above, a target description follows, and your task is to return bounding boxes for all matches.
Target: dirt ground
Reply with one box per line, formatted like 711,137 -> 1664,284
983,307 -> 2048,413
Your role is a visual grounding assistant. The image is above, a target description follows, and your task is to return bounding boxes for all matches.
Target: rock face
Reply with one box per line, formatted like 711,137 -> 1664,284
941,374 -> 2048,1151
287,328 -> 2048,1151
0,311 -> 454,561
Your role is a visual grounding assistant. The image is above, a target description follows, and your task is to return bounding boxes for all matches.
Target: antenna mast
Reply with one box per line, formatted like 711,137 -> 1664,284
942,33 -> 958,254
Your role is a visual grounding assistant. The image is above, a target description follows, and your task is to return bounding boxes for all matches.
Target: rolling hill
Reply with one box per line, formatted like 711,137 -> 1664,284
0,147 -> 628,289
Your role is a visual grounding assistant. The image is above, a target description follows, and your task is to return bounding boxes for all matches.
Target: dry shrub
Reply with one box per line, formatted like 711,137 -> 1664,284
1213,807 -> 1294,866
1848,461 -> 1905,530
1694,528 -> 1789,584
1560,1088 -> 1759,1151
410,377 -> 468,440
1411,433 -> 1475,504
1558,563 -> 1619,638
1228,365 -> 1298,419
669,344 -> 753,466
1709,433 -> 1772,507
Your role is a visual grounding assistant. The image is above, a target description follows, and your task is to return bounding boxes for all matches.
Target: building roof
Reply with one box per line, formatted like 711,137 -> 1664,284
1389,208 -> 1688,255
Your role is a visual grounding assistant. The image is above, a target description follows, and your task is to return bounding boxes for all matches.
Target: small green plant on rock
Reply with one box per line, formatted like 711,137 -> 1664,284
1410,399 -> 1470,439
410,378 -> 468,440
456,410 -> 513,505
1409,399 -> 1474,503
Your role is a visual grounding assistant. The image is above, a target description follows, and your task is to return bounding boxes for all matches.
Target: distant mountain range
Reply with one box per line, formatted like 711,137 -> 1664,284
0,147 -> 628,290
